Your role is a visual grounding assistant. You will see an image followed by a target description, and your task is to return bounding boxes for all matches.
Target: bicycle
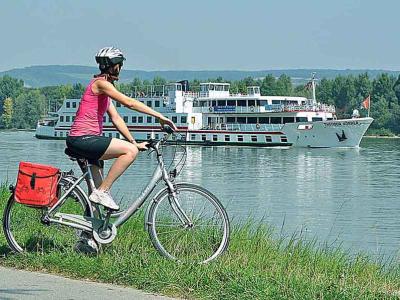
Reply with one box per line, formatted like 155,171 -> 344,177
3,126 -> 230,264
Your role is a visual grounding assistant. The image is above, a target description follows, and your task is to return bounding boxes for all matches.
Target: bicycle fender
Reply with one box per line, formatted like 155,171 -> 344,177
144,182 -> 200,231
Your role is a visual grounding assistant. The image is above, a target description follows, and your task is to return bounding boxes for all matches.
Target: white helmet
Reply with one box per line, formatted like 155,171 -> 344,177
95,47 -> 126,70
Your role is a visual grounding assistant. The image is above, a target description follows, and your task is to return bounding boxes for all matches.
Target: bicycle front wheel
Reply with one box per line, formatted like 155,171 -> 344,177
3,178 -> 91,253
147,183 -> 230,264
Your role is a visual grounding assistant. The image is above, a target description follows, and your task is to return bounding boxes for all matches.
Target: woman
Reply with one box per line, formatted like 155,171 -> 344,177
66,47 -> 177,211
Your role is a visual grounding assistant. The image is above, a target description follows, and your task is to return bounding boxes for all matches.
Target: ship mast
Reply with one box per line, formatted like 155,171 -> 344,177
311,72 -> 316,105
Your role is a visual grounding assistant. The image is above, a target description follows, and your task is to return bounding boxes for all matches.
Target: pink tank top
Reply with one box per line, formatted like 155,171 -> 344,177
69,78 -> 110,136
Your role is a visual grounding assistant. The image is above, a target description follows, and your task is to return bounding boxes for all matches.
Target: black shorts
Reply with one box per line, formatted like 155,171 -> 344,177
66,135 -> 112,162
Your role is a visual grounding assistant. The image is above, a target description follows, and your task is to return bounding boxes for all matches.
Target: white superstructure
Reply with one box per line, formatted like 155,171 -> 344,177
36,79 -> 373,148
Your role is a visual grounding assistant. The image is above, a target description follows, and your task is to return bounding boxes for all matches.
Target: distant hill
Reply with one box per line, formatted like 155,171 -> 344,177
0,65 -> 399,87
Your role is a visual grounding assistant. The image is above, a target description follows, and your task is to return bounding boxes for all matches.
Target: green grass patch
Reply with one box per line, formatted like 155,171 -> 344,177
1,184 -> 400,299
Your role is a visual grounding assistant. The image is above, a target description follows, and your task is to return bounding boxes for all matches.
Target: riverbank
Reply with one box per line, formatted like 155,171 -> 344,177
1,186 -> 400,299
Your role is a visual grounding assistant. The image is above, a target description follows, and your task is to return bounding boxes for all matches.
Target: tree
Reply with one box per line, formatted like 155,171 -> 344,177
0,75 -> 24,115
394,75 -> 400,104
275,74 -> 292,96
12,90 -> 46,129
260,75 -> 276,95
1,97 -> 13,128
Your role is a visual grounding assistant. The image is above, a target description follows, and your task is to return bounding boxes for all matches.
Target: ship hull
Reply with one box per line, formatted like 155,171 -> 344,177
283,117 -> 373,148
36,117 -> 373,148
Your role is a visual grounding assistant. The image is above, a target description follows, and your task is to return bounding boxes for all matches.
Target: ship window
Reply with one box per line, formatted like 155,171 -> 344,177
296,117 -> 308,122
72,116 -> 75,122
181,116 -> 187,124
147,101 -> 152,107
54,132 -> 57,137
108,133 -> 112,137
237,117 -> 246,124
247,117 -> 257,124
225,135 -> 230,141
271,117 -> 281,124
72,102 -> 77,108
123,116 -> 128,122
147,116 -> 152,123
248,100 -> 256,106
117,133 -> 121,139
327,117 -> 333,121
213,135 -> 218,141
172,116 -> 178,123
132,116 -> 137,123
217,100 -> 226,106
272,100 -> 281,104
227,117 -> 235,123
251,136 -> 257,142
227,100 -> 235,106
66,116 -> 70,122
155,134 -> 159,139
211,100 -> 217,107
202,134 -> 206,141
237,100 -> 246,107
103,116 -> 106,123
116,102 -> 122,107
312,117 -> 323,122
60,132 -> 64,137
147,134 -> 151,139
155,100 -> 160,107
281,136 -> 288,142
191,134 -> 196,140
283,117 -> 295,124
138,116 -> 143,123
265,136 -> 272,142
60,116 -> 64,122
66,102 -> 70,108
238,135 -> 243,142
259,117 -> 269,124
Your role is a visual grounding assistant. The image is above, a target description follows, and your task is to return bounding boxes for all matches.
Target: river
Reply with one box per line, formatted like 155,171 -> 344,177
1,131 -> 400,259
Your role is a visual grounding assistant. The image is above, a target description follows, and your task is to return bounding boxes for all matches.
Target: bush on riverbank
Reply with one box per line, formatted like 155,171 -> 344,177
1,185 -> 399,299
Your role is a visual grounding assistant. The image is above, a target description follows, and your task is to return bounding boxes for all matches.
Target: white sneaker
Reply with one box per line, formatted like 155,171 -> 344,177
89,189 -> 120,211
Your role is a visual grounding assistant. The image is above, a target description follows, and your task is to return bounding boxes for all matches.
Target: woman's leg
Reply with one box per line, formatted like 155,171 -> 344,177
87,165 -> 104,194
97,138 -> 138,191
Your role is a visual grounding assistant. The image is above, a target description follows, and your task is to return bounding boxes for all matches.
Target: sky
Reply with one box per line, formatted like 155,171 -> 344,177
1,0 -> 399,72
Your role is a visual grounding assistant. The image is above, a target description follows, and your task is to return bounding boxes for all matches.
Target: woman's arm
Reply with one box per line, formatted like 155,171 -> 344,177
107,102 -> 135,142
95,80 -> 177,130
107,102 -> 148,150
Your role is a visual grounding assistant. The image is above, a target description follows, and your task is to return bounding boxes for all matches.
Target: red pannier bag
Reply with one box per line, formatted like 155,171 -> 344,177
14,162 -> 60,207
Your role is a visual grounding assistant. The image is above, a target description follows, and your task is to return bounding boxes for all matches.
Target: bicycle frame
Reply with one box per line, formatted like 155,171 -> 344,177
47,133 -> 191,233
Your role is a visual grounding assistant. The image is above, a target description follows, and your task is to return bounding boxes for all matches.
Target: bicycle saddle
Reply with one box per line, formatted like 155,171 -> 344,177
64,148 -> 104,168
64,148 -> 87,160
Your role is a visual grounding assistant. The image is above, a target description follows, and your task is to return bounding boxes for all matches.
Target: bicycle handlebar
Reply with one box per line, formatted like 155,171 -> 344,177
145,125 -> 176,150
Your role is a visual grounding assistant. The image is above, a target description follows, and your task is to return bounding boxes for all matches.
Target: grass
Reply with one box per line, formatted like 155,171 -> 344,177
1,184 -> 400,299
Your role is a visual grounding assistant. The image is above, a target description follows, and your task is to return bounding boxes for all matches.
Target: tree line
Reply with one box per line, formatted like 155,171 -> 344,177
0,73 -> 400,135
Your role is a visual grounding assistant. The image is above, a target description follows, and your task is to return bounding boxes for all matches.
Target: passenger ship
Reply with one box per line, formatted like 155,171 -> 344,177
36,79 -> 373,148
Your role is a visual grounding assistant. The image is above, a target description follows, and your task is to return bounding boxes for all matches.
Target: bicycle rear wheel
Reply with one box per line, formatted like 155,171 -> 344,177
3,177 -> 91,253
147,183 -> 230,264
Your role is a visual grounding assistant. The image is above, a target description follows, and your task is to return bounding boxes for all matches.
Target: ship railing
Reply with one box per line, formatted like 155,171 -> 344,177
280,104 -> 336,113
192,106 -> 263,113
201,123 -> 283,132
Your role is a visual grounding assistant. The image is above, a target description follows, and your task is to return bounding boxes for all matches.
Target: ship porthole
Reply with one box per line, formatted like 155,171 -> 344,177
208,107 -> 213,112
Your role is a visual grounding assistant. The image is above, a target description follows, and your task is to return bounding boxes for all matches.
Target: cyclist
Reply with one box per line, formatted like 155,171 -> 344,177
66,47 -> 177,211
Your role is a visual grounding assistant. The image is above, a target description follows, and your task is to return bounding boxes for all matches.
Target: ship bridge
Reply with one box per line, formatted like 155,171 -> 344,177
199,83 -> 230,98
